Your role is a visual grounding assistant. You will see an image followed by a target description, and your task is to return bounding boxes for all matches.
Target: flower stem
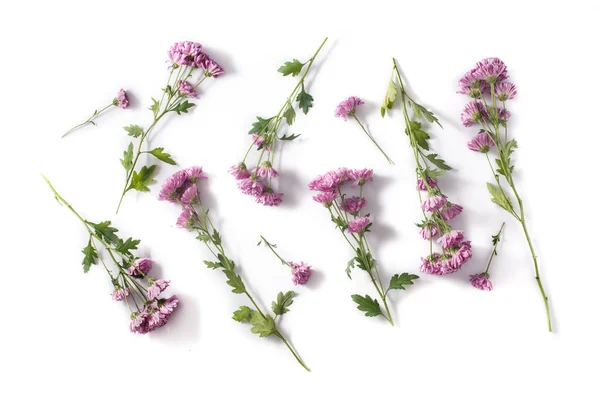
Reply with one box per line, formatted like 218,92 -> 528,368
259,235 -> 291,268
62,103 -> 114,138
275,331 -> 310,372
484,222 -> 505,274
352,115 -> 393,164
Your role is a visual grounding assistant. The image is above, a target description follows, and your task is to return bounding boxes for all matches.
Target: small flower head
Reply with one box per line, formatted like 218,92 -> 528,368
417,177 -> 438,191
470,273 -> 493,291
420,224 -> 439,240
440,202 -> 463,221
255,161 -> 278,178
128,257 -> 153,277
438,230 -> 465,249
421,195 -> 447,212
256,189 -> 283,206
494,82 -> 517,101
473,57 -> 508,84
237,177 -> 265,197
181,184 -> 199,205
147,279 -> 170,301
312,191 -> 339,207
157,295 -> 180,317
115,89 -> 129,109
347,216 -> 370,234
349,168 -> 373,187
229,163 -> 251,180
111,287 -> 130,301
420,254 -> 441,275
457,69 -> 488,98
335,96 -> 364,120
158,170 -> 189,203
308,171 -> 343,192
461,101 -> 488,127
341,196 -> 367,214
178,80 -> 197,98
176,208 -> 194,229
201,57 -> 224,77
334,167 -> 351,183
169,41 -> 203,66
290,262 -> 312,285
185,166 -> 207,183
468,132 -> 495,153
450,240 -> 473,269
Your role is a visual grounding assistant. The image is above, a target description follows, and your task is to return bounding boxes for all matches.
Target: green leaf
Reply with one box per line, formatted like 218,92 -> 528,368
381,78 -> 397,117
87,221 -> 119,244
212,230 -> 222,246
409,122 -> 431,150
283,103 -> 296,126
250,313 -> 276,337
224,269 -> 246,294
232,305 -> 254,322
425,153 -> 452,171
196,232 -> 211,242
346,258 -> 355,279
355,248 -> 374,272
121,142 -> 134,172
81,237 -> 98,273
296,88 -> 313,115
114,237 -> 140,254
388,273 -> 419,291
149,97 -> 160,117
277,59 -> 304,77
271,291 -> 295,315
278,133 -> 300,141
128,165 -> 157,192
409,100 -> 442,127
173,100 -> 195,115
351,294 -> 382,317
248,116 -> 273,134
148,147 -> 176,165
124,125 -> 144,138
204,260 -> 222,269
486,182 -> 512,212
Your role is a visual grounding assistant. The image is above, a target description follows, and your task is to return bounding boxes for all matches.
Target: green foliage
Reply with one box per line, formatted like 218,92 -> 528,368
224,269 -> 246,294
388,273 -> 419,291
250,312 -> 276,337
296,88 -> 313,114
114,237 -> 140,254
346,258 -> 355,279
283,103 -> 296,126
381,77 -> 397,117
148,147 -> 176,165
212,230 -> 222,246
121,142 -> 134,172
204,260 -> 222,269
248,116 -> 273,134
425,153 -> 452,171
173,100 -> 195,115
486,182 -> 513,212
272,291 -> 295,315
124,125 -> 144,138
355,248 -> 374,272
87,221 -> 119,244
196,232 -> 211,243
232,306 -> 254,322
81,237 -> 98,273
408,99 -> 441,127
277,59 -> 305,77
149,97 -> 160,117
278,133 -> 300,141
407,121 -> 430,150
128,165 -> 157,192
351,294 -> 382,317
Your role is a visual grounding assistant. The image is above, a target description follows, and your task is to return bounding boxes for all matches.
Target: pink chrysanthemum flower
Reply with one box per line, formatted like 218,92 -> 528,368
115,89 -> 129,109
185,166 -> 207,183
341,196 -> 367,214
158,295 -> 180,316
169,41 -> 203,66
201,58 -> 224,77
420,224 -> 439,240
111,287 -> 130,301
335,167 -> 351,183
290,261 -> 312,285
335,96 -> 364,120
416,177 -> 438,191
158,170 -> 189,203
347,216 -> 370,234
450,241 -> 472,269
440,202 -> 463,221
470,273 -> 493,291
457,69 -> 488,98
461,100 -> 488,127
467,132 -> 495,153
313,191 -> 338,206
437,255 -> 457,275
473,57 -> 508,84
255,161 -> 278,178
420,254 -> 440,275
498,108 -> 511,122
237,177 -> 265,197
130,310 -> 150,334
256,189 -> 283,206
349,169 -> 373,187
229,163 -> 251,180
178,80 -> 197,98
128,257 -> 153,276
422,195 -> 447,212
438,230 -> 465,249
181,184 -> 199,205
176,208 -> 194,229
147,279 -> 170,301
494,82 -> 517,101
308,171 -> 343,192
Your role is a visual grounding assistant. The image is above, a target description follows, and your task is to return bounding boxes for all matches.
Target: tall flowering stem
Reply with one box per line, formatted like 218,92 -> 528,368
231,38 -> 328,206
159,168 -> 310,371
381,59 -> 472,276
63,89 -> 130,138
458,58 -> 552,331
470,222 -> 505,291
309,168 -> 418,325
115,41 -> 224,213
42,175 -> 178,334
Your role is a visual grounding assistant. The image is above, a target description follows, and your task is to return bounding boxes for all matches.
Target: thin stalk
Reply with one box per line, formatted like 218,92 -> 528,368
275,331 -> 311,372
352,115 -> 393,164
260,236 -> 291,268
484,222 -> 505,274
62,103 -> 114,138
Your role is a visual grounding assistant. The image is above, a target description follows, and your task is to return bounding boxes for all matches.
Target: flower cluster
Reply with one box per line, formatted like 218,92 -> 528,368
310,168 -> 418,325
63,89 -> 130,138
43,176 -> 178,335
382,59 -> 472,276
159,167 -> 310,371
458,58 -> 552,331
259,235 -> 313,285
232,38 -> 328,206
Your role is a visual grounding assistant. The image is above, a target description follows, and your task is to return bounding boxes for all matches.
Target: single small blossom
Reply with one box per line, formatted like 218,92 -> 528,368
178,80 -> 197,98
349,168 -> 373,187
420,224 -> 439,240
181,184 -> 199,205
498,107 -> 511,122
461,100 -> 488,127
290,262 -> 312,285
251,133 -> 267,148
457,69 -> 488,98
157,295 -> 180,316
417,177 -> 438,191
468,132 -> 495,153
255,161 -> 278,178
347,216 -> 370,234
450,241 -> 473,269
312,191 -> 338,206
186,166 -> 207,183
334,167 -> 351,183
111,287 -> 130,301
256,190 -> 283,206
470,273 -> 493,291
494,82 -> 517,101
438,230 -> 465,249
115,89 -> 129,109
335,96 -> 364,120
440,202 -> 463,221
237,178 -> 265,197
341,196 -> 367,214
308,171 -> 343,192
422,195 -> 447,212
158,170 -> 189,203
169,41 -> 203,66
201,57 -> 225,77
176,208 -> 194,229
473,57 -> 509,83
128,257 -> 152,276
229,163 -> 251,180
130,310 -> 150,334
420,254 -> 440,275
147,279 -> 170,301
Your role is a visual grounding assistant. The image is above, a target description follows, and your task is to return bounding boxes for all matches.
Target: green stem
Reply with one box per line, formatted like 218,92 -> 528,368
352,115 -> 393,164
484,222 -> 505,274
260,235 -> 291,268
62,103 -> 114,138
275,331 -> 311,372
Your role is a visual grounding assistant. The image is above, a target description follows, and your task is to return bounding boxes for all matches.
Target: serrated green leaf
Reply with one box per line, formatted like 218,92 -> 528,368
124,125 -> 144,138
271,291 -> 295,315
283,103 -> 296,126
346,258 -> 355,279
87,221 -> 119,244
381,78 -> 397,117
149,97 -> 160,117
148,147 -> 176,165
114,237 -> 140,254
355,248 -> 374,272
409,101 -> 442,127
196,232 -> 211,242
232,305 -> 254,322
250,313 -> 276,337
412,128 -> 430,150
296,89 -> 313,115
351,294 -> 382,317
224,269 -> 245,294
278,133 -> 300,141
388,273 -> 419,291
127,165 -> 157,192
212,230 -> 222,246
277,59 -> 304,77
173,100 -> 195,115
248,116 -> 273,135
204,260 -> 222,269
121,142 -> 134,171
82,237 -> 98,273
425,153 -> 452,171
486,182 -> 512,212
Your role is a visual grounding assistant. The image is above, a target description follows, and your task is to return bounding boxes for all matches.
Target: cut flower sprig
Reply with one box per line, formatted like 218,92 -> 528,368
470,222 -> 505,291
116,41 -> 224,213
43,175 -> 179,334
159,167 -> 310,371
63,89 -> 130,138
309,168 -> 418,325
258,236 -> 313,285
231,37 -> 328,206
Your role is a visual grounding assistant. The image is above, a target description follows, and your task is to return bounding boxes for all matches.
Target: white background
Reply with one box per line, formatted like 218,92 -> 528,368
1,0 -> 599,398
